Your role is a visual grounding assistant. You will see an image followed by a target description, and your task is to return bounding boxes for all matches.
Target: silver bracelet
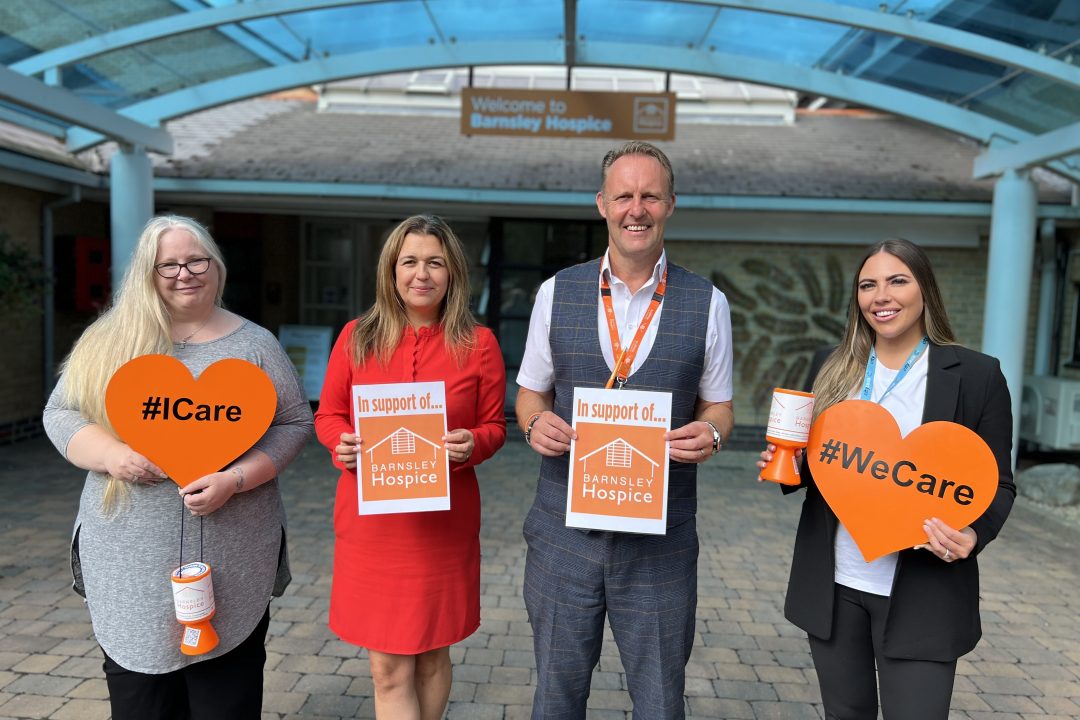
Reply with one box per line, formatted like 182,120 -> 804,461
231,466 -> 245,491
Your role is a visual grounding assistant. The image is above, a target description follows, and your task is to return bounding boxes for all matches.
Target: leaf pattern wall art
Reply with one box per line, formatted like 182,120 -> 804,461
713,254 -> 848,414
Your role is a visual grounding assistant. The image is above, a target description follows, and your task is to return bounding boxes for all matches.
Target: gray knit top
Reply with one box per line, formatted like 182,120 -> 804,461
43,321 -> 313,673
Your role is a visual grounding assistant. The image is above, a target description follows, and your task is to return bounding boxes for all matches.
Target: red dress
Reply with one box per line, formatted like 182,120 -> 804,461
314,321 -> 506,654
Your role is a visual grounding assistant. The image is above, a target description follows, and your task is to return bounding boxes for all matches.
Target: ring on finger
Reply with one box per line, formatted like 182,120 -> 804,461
943,548 -> 951,561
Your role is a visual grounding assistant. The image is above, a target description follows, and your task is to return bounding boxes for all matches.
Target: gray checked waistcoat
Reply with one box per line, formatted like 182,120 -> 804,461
537,258 -> 712,528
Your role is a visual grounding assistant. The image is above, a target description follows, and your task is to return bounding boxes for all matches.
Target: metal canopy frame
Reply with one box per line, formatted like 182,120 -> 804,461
10,0 -> 367,76
1,0 -> 1077,180
12,0 -> 1078,89
0,66 -> 172,154
974,121 -> 1080,180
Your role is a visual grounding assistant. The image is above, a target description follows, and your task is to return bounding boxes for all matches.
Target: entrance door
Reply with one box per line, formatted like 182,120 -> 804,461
489,219 -> 607,410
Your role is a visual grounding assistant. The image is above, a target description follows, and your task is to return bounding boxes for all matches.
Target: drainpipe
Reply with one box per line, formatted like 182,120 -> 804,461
1033,219 -> 1057,376
42,186 -> 81,401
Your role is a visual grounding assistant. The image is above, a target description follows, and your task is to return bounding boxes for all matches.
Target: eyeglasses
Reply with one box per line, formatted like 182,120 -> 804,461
155,257 -> 211,278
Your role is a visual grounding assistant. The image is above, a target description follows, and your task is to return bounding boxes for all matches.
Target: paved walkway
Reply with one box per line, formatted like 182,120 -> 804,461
1,436 -> 1078,719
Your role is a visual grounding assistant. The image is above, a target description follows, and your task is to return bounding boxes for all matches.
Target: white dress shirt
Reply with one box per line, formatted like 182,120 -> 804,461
516,250 -> 733,403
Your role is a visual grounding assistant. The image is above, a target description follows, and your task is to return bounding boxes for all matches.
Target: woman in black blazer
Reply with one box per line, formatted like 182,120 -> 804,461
759,238 -> 1014,719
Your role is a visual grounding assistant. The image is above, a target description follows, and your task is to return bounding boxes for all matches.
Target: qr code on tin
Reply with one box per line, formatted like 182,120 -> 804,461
182,627 -> 201,647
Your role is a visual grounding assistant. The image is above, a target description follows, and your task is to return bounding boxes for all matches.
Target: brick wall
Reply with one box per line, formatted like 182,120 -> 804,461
0,189 -> 112,443
50,200 -> 111,379
0,183 -> 44,439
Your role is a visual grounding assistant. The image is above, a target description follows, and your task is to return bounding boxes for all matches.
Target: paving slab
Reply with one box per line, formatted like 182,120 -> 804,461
1,435 -> 1078,718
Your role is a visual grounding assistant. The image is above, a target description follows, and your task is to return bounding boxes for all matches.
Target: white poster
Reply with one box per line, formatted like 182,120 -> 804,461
278,324 -> 333,401
352,381 -> 450,515
566,387 -> 672,534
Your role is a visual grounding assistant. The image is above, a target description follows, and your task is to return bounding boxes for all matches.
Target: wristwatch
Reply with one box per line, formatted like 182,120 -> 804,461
704,420 -> 722,455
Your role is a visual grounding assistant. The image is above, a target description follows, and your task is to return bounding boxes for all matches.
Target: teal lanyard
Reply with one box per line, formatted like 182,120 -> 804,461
860,336 -> 929,404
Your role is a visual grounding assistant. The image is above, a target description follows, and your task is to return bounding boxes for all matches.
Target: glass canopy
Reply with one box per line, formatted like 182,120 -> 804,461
0,0 -> 1077,143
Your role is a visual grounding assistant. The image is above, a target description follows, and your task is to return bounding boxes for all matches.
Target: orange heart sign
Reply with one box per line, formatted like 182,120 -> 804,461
105,355 -> 276,487
807,400 -> 998,562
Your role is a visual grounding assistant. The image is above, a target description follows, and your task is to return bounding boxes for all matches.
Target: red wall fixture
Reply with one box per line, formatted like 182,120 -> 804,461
75,236 -> 110,312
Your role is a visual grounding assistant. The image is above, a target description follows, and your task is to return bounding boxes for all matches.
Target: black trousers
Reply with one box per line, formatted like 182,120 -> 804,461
808,584 -> 957,720
102,607 -> 270,720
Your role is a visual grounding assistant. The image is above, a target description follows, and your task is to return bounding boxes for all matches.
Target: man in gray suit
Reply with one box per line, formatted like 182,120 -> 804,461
515,141 -> 734,719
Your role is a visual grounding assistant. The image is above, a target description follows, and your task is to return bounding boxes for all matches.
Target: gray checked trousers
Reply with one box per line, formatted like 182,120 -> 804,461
523,501 -> 698,720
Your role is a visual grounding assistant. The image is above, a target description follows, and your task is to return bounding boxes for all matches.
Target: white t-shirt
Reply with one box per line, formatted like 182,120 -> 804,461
516,250 -> 733,402
833,345 -> 930,596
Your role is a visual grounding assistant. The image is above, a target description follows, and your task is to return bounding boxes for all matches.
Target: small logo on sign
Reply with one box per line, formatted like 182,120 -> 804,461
634,97 -> 669,134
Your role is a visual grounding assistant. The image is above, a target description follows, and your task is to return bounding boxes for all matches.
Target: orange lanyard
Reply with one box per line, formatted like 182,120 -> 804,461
601,266 -> 668,389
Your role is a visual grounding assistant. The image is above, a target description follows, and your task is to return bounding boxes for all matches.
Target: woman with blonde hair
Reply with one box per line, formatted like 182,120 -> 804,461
44,215 -> 312,719
759,237 -> 1014,719
315,214 -> 506,719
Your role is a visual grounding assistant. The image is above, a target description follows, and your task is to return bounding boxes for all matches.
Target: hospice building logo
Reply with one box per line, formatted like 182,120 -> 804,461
462,88 -> 675,140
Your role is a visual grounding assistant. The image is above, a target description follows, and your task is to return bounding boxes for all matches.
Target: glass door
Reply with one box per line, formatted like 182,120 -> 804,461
300,220 -> 355,330
490,219 -> 607,411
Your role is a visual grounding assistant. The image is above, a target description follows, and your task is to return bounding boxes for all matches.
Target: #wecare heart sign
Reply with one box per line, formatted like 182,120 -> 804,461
807,400 -> 998,562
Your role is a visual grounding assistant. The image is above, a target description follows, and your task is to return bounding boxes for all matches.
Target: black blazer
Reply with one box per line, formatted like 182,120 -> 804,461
784,343 -> 1015,661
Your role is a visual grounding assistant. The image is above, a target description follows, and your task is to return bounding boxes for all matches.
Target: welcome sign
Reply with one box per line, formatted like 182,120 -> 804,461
353,381 -> 450,515
462,88 -> 675,141
566,387 -> 672,534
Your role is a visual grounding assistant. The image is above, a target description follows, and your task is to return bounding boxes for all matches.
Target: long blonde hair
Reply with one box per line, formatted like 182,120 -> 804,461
59,215 -> 227,509
812,238 -> 956,418
351,215 -> 476,367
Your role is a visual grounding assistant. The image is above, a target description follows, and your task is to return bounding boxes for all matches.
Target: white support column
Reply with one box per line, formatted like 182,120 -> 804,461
109,144 -> 153,290
981,169 -> 1037,463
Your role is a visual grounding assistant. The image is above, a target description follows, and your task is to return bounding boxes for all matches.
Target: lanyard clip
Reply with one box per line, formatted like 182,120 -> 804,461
615,376 -> 627,390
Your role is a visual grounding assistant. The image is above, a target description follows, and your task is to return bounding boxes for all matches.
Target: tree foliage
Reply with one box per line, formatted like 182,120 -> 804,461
0,233 -> 50,318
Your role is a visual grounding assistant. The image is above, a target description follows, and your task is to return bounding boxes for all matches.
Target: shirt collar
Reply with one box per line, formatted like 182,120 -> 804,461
600,249 -> 667,291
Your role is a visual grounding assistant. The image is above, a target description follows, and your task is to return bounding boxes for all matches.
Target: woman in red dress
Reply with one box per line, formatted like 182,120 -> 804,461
314,215 -> 506,719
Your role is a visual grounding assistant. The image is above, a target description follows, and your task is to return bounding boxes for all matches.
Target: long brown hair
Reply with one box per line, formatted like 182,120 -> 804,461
812,238 -> 956,418
350,215 -> 476,366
